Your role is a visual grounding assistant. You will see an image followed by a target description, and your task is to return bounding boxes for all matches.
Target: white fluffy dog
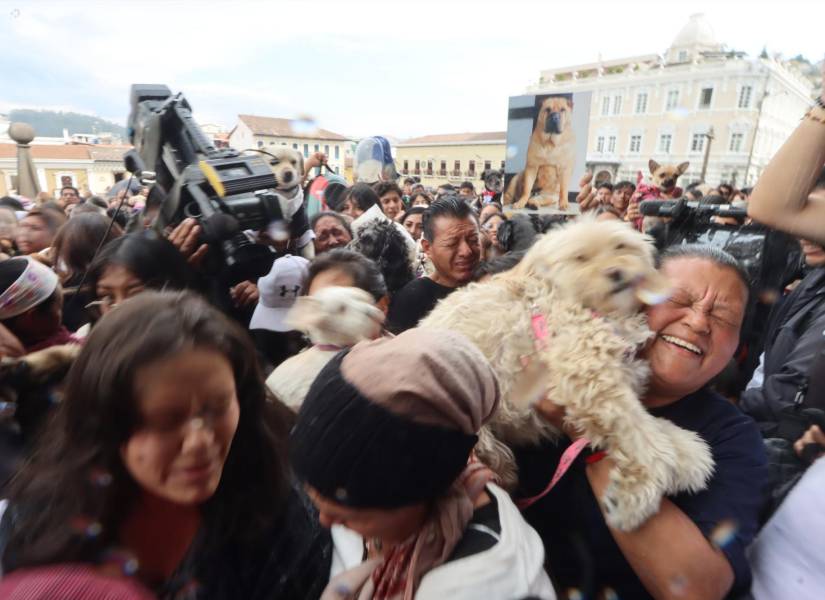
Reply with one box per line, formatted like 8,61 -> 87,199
421,216 -> 715,531
265,286 -> 385,409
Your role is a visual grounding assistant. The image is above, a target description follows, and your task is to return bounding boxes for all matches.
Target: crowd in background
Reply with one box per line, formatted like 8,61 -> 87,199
0,74 -> 821,600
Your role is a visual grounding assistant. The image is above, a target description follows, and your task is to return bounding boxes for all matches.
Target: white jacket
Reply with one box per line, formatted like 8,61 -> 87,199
330,484 -> 556,600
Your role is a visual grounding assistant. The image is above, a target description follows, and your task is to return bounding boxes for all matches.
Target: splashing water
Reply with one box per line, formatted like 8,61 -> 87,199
506,145 -> 519,159
101,548 -> 140,576
70,515 -> 103,538
291,115 -> 319,137
710,519 -> 739,549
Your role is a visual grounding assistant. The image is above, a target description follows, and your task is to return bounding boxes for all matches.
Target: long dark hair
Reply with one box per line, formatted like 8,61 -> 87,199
2,291 -> 292,571
52,212 -> 124,283
87,232 -> 193,294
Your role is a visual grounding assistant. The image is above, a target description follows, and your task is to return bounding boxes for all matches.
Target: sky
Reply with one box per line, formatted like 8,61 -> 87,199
0,0 -> 822,140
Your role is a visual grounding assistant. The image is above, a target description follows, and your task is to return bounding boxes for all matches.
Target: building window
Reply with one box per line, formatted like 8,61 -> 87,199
729,132 -> 744,152
678,50 -> 688,62
658,134 -> 672,154
596,136 -> 605,153
500,160 -> 505,170
608,136 -> 617,153
454,160 -> 461,175
439,160 -> 447,175
699,87 -> 713,109
403,160 -> 409,174
635,92 -> 648,114
691,134 -> 705,153
335,166 -> 340,174
484,160 -> 492,171
426,160 -> 433,175
601,96 -> 610,116
738,86 -> 753,109
666,90 -> 679,111
414,160 -> 421,174
335,145 -> 340,159
257,140 -> 264,148
468,160 -> 476,175
292,143 -> 298,150
324,144 -> 329,156
303,144 -> 309,157
612,95 -> 622,115
314,144 -> 320,152
629,135 -> 642,153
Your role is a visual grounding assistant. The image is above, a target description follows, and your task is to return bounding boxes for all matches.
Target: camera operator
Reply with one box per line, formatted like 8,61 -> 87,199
748,65 -> 825,243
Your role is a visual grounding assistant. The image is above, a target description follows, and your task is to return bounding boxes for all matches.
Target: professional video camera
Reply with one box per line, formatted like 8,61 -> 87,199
639,198 -> 801,294
127,84 -> 299,285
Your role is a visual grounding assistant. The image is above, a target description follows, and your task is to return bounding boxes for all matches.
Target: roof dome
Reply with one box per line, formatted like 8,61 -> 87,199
670,13 -> 720,50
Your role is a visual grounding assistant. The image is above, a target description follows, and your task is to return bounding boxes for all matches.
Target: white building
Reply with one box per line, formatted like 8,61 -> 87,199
527,14 -> 814,188
229,115 -> 351,176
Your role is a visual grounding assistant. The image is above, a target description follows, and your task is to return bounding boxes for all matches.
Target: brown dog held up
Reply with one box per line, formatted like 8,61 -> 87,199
505,96 -> 576,211
648,159 -> 690,199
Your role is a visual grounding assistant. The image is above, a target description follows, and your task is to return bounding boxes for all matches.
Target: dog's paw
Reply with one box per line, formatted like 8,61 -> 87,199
656,418 -> 715,494
601,474 -> 663,531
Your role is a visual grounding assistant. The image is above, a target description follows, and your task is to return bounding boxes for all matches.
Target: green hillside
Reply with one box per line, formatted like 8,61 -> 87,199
7,109 -> 126,139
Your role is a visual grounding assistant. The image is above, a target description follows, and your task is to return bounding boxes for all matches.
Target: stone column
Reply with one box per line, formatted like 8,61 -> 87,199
8,122 -> 40,199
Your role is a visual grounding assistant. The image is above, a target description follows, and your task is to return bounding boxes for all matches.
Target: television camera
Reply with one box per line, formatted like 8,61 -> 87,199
126,84 -> 298,285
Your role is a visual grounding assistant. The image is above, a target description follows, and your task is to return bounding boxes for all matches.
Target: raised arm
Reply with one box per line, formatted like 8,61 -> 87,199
748,69 -> 825,241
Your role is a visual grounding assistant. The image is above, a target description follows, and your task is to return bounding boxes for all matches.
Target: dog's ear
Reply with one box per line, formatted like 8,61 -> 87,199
677,161 -> 690,175
285,296 -> 322,332
648,159 -> 660,175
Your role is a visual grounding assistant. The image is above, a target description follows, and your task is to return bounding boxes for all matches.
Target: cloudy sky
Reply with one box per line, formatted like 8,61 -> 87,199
0,0 -> 821,139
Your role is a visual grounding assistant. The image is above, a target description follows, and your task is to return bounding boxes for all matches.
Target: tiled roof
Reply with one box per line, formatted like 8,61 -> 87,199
0,143 -> 92,160
87,145 -> 131,161
238,115 -> 349,141
399,132 -> 506,145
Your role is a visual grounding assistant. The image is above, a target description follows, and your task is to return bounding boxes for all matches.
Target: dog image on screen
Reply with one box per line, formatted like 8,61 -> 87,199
504,95 -> 577,211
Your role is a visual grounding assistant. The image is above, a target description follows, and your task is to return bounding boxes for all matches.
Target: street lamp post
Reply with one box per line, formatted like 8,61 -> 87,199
700,126 -> 715,183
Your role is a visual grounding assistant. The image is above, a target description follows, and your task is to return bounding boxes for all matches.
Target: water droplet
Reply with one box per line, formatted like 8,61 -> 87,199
602,587 -> 620,600
506,145 -> 519,159
566,588 -> 583,600
70,515 -> 103,538
89,468 -> 113,487
101,548 -> 140,576
710,519 -> 738,549
291,115 -> 319,137
668,575 -> 688,596
666,107 -> 690,121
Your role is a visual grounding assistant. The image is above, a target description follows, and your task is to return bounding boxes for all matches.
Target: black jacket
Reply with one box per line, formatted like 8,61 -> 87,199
740,266 -> 825,425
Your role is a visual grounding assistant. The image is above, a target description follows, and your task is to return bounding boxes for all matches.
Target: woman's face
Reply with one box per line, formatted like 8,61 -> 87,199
379,191 -> 404,221
96,264 -> 145,315
305,485 -> 428,544
482,215 -> 505,248
15,216 -> 53,255
643,257 -> 747,403
402,212 -> 424,241
340,197 -> 364,220
411,194 -> 430,208
121,348 -> 240,506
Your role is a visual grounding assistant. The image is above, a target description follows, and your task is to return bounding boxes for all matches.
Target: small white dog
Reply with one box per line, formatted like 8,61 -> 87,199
265,286 -> 385,409
421,216 -> 715,531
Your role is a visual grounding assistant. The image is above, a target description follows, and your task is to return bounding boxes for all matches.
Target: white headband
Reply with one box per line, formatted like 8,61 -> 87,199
0,258 -> 59,320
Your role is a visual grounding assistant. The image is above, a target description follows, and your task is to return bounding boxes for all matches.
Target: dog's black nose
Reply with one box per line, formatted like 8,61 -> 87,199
606,268 -> 624,283
282,171 -> 293,183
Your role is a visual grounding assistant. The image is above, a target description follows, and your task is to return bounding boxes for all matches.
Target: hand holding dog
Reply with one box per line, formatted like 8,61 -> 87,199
304,152 -> 328,176
167,218 -> 209,268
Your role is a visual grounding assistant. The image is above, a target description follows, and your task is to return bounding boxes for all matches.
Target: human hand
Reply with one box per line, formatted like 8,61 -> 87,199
167,218 -> 209,268
305,152 -> 328,175
794,425 -> 825,463
575,172 -> 598,211
624,190 -> 644,222
0,322 -> 25,359
229,280 -> 259,309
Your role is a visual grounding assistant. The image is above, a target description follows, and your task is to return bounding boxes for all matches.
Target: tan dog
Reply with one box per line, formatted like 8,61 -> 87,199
421,216 -> 715,531
505,96 -> 576,211
649,159 -> 689,199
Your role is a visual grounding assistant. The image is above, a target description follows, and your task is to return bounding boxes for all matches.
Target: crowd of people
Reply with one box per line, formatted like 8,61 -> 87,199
0,75 -> 821,599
